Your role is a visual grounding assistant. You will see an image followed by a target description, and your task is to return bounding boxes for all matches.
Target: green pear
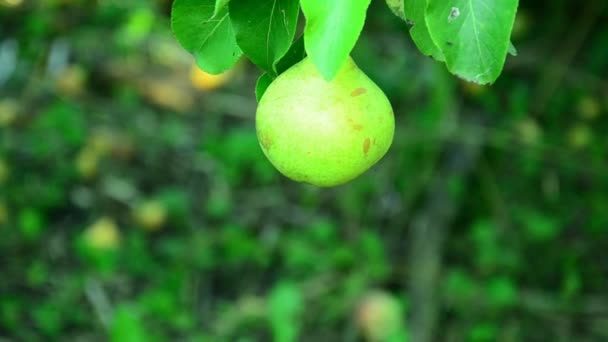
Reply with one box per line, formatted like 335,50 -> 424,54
256,57 -> 394,187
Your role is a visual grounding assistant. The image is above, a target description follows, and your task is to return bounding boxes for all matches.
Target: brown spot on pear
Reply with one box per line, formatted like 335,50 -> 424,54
347,117 -> 364,131
351,88 -> 367,97
259,133 -> 273,150
363,138 -> 371,156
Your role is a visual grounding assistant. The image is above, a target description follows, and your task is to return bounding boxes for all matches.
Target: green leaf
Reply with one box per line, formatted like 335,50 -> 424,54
404,0 -> 445,61
385,0 -> 406,20
214,0 -> 230,16
255,73 -> 274,102
171,0 -> 242,74
275,35 -> 306,74
426,0 -> 519,84
229,0 -> 300,75
301,0 -> 372,80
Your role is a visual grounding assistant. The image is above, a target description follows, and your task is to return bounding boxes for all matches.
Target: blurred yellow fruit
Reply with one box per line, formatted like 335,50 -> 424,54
0,200 -> 8,225
568,124 -> 592,149
0,99 -> 18,127
356,291 -> 403,342
76,147 -> 100,179
84,217 -> 121,250
55,65 -> 87,97
190,64 -> 235,91
577,96 -> 600,120
133,200 -> 167,231
515,118 -> 542,145
140,79 -> 194,112
0,158 -> 8,184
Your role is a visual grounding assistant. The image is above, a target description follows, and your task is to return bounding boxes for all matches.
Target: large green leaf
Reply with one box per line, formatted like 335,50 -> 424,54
171,0 -> 242,74
301,0 -> 372,80
214,0 -> 230,16
405,0 -> 444,61
426,0 -> 518,84
229,0 -> 300,75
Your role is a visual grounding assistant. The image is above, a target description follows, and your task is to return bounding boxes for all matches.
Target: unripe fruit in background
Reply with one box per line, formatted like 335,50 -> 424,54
83,217 -> 120,251
356,291 -> 405,342
133,200 -> 167,231
256,57 -> 394,187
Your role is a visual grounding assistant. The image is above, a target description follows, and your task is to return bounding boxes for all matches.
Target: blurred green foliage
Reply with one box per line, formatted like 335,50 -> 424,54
1,0 -> 608,341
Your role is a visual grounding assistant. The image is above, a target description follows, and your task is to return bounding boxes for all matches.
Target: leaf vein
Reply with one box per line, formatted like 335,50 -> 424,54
198,13 -> 228,50
266,0 -> 278,70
